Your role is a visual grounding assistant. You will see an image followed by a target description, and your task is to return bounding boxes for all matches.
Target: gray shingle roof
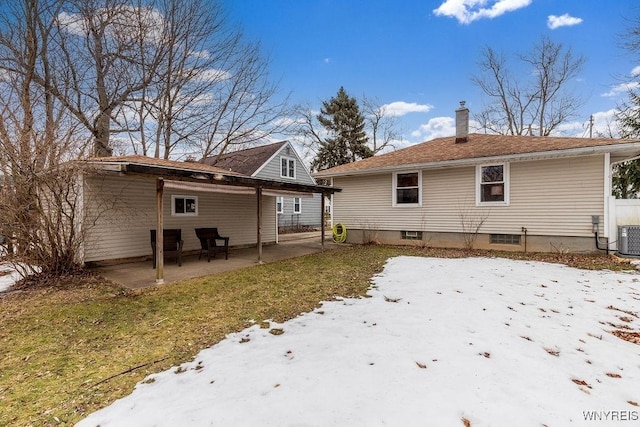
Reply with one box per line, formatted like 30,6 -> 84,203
203,141 -> 287,175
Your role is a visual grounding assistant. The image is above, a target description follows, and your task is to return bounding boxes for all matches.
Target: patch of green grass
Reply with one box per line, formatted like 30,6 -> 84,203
0,245 -> 631,426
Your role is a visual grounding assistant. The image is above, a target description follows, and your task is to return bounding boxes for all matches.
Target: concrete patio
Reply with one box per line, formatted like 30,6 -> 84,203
92,231 -> 343,289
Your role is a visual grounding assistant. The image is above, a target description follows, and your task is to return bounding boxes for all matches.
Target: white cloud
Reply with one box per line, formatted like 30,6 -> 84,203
58,11 -> 85,36
601,82 -> 640,98
381,101 -> 433,117
547,13 -> 583,30
411,116 -> 456,141
194,68 -> 232,83
551,109 -> 619,138
58,6 -> 166,44
590,109 -> 620,137
632,66 -> 640,77
189,50 -> 211,60
433,0 -> 532,25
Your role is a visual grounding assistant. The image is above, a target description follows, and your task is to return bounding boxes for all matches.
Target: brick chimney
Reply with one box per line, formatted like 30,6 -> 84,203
455,101 -> 469,143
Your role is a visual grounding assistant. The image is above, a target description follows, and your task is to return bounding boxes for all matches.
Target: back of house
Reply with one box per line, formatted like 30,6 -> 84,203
315,105 -> 640,253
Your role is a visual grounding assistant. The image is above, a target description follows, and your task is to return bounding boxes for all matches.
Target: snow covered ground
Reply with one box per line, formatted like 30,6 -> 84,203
0,262 -> 20,293
77,256 -> 640,427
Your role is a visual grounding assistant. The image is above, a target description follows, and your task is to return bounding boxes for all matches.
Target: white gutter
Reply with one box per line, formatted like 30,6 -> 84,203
315,142 -> 640,178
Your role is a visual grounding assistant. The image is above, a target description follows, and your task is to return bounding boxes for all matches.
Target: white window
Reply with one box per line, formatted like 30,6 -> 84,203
477,163 -> 509,206
281,156 -> 295,178
276,196 -> 283,214
393,171 -> 422,206
293,197 -> 302,214
172,195 -> 198,216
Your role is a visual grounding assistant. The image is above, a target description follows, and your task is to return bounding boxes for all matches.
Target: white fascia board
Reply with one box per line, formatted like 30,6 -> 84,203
252,142 -> 287,177
84,161 -> 126,172
255,140 -> 316,184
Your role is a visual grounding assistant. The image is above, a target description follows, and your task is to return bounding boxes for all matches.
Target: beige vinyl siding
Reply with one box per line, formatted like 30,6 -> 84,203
83,175 -> 275,262
333,155 -> 604,237
333,173 -> 427,230
486,156 -> 603,236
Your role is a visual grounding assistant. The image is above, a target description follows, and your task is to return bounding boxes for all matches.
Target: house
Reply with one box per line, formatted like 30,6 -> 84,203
314,104 -> 640,253
204,141 -> 323,233
78,155 -> 335,278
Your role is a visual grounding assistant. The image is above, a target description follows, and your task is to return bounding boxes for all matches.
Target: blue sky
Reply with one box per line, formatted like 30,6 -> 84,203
223,0 -> 640,145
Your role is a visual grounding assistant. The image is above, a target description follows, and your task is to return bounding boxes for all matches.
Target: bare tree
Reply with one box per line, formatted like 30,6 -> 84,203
472,36 -> 586,136
362,95 -> 400,154
0,0 -> 92,277
50,0 -> 170,156
117,0 -> 241,159
197,41 -> 293,164
108,0 -> 294,161
612,11 -> 640,198
457,202 -> 489,250
293,102 -> 325,162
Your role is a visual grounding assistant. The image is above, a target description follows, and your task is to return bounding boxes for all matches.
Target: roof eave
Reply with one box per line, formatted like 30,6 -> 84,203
87,159 -> 340,194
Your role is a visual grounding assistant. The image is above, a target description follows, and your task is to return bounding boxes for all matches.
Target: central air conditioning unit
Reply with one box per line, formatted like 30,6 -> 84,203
617,225 -> 640,256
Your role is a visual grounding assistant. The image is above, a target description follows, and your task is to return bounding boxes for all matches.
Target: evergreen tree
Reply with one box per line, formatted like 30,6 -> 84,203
612,13 -> 640,199
614,91 -> 640,198
312,87 -> 372,171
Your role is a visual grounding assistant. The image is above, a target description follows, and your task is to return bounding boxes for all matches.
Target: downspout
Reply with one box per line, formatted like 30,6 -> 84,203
592,214 -> 610,254
521,227 -> 527,252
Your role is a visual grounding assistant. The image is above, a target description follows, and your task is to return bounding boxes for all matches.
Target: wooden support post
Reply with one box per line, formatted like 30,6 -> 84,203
156,178 -> 164,284
256,187 -> 263,263
321,193 -> 326,250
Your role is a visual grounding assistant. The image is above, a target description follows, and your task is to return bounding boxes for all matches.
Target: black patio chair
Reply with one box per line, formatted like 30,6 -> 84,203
195,228 -> 230,261
150,229 -> 183,268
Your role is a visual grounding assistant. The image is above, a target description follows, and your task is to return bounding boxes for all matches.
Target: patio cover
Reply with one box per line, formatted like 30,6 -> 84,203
85,156 -> 339,284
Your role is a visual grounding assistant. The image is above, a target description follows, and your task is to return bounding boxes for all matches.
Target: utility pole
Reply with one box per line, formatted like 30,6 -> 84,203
589,115 -> 594,138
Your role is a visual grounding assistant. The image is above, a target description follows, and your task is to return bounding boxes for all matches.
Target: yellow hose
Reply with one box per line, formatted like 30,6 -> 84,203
332,223 -> 347,243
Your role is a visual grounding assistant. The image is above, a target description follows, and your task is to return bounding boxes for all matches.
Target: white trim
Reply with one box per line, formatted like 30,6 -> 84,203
77,172 -> 86,264
329,177 -> 334,229
275,196 -> 280,244
604,152 -> 611,239
171,194 -> 198,216
392,170 -> 422,207
280,155 -> 296,179
293,197 -> 302,214
253,142 -> 288,177
476,163 -> 510,207
254,141 -> 317,185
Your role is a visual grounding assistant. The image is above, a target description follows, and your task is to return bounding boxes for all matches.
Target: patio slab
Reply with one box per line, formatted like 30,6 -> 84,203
92,232 -> 342,289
